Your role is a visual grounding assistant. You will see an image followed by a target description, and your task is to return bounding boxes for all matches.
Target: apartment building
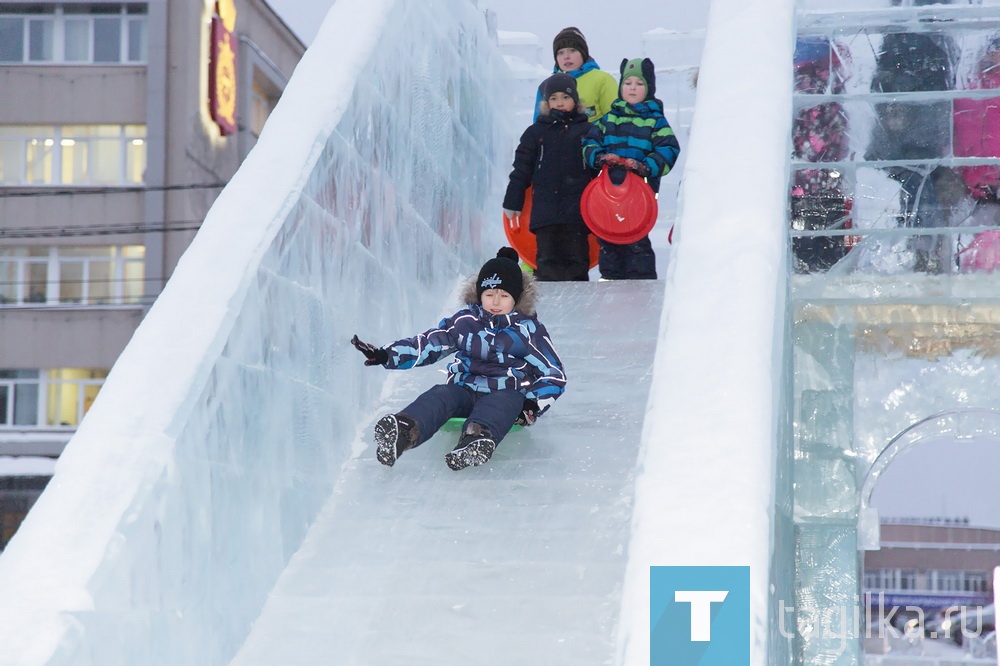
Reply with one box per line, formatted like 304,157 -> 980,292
0,0 -> 305,549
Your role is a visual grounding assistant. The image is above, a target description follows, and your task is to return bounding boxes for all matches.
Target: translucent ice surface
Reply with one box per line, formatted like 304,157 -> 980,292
230,281 -> 664,665
9,0 -> 1000,663
0,0 -> 513,663
790,4 -> 1000,665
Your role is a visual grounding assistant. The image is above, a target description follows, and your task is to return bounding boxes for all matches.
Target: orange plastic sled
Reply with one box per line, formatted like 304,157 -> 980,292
580,167 -> 658,245
503,187 -> 600,270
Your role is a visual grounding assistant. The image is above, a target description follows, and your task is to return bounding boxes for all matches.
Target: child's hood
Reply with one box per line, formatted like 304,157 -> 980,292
460,270 -> 539,317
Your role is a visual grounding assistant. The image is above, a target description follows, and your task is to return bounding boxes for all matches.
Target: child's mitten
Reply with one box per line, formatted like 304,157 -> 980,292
623,158 -> 651,177
351,334 -> 389,366
515,398 -> 539,427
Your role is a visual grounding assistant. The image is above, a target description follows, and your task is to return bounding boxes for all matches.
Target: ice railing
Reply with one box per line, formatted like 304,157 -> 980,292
0,1 -> 511,664
787,3 -> 1000,665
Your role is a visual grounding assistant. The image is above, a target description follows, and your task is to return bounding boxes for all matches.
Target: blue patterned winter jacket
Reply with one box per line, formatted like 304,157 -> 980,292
381,279 -> 566,414
582,98 -> 681,193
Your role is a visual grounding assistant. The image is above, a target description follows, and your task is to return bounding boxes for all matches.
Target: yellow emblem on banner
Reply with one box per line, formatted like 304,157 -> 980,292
209,12 -> 237,135
218,0 -> 237,32
215,34 -> 236,127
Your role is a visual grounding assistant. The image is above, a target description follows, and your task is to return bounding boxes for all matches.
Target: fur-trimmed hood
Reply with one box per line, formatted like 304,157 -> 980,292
381,270 -> 565,413
460,269 -> 539,317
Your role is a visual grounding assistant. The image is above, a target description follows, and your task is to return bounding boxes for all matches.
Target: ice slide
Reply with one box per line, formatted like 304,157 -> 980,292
0,0 -> 791,663
229,280 -> 663,664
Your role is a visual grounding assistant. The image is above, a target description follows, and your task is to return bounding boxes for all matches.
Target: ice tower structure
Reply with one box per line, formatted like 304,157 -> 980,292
784,1 -> 1000,664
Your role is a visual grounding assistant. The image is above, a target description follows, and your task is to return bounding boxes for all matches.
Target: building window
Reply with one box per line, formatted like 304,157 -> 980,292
46,368 -> 103,426
0,4 -> 147,65
0,124 -> 146,185
967,572 -> 989,593
866,568 -> 926,593
0,245 -> 145,306
0,475 -> 51,552
928,570 -> 991,594
249,79 -> 277,138
0,370 -> 39,426
0,368 -> 107,428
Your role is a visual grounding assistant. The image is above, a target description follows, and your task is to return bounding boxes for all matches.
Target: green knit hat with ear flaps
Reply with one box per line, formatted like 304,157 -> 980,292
619,57 -> 657,101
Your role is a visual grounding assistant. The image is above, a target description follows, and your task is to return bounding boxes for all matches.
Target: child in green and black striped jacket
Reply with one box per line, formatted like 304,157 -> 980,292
583,57 -> 681,280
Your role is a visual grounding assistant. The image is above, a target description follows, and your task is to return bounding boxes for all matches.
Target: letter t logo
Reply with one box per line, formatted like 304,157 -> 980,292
674,590 -> 729,641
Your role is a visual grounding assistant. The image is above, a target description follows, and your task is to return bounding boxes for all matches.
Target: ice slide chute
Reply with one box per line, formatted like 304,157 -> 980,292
230,281 -> 663,664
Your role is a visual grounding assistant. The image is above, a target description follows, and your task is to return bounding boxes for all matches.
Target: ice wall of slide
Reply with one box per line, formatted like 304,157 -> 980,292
615,0 -> 795,663
0,1 -> 511,663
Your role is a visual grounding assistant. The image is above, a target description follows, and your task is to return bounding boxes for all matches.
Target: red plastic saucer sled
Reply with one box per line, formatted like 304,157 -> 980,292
503,187 -> 600,269
580,166 -> 658,245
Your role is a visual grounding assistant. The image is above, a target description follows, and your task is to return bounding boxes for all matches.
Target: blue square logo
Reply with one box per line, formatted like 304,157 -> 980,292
650,566 -> 750,665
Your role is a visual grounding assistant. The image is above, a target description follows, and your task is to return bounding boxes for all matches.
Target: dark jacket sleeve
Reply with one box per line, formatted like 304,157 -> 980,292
582,117 -> 608,169
520,319 -> 567,414
383,313 -> 464,370
503,125 -> 539,212
643,115 -> 681,178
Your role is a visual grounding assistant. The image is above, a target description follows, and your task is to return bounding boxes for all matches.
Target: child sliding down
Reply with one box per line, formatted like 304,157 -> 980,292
351,248 -> 566,470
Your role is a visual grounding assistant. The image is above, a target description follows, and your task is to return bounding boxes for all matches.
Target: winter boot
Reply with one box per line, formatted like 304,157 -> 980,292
444,422 -> 496,471
373,413 -> 418,467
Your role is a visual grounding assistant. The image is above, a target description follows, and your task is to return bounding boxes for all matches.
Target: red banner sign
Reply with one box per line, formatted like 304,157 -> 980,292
209,14 -> 237,136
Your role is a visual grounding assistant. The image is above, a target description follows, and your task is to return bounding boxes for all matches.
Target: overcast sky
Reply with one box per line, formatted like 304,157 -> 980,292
265,0 -> 710,70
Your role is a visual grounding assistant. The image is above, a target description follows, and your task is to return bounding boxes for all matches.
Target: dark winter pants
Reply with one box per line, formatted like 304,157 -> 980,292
400,384 -> 525,447
598,235 -> 657,280
534,225 -> 591,281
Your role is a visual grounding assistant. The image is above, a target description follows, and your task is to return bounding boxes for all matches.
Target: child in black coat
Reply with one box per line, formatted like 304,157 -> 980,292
503,73 -> 596,281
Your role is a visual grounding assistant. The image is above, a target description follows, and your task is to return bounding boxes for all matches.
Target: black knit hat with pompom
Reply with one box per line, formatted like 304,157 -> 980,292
476,247 -> 524,304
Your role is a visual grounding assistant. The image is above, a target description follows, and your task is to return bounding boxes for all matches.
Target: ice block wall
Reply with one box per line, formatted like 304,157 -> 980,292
790,2 -> 1000,665
0,1 -> 511,663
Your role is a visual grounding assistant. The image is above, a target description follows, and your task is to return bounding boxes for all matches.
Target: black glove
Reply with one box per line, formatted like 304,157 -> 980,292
515,399 -> 539,427
351,334 -> 388,366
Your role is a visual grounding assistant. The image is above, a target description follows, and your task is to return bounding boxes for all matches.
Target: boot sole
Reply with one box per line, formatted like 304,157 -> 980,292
374,415 -> 399,467
445,438 -> 496,471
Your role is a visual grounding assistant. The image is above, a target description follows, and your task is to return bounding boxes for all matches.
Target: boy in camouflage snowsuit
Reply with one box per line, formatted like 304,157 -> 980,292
351,248 -> 566,471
